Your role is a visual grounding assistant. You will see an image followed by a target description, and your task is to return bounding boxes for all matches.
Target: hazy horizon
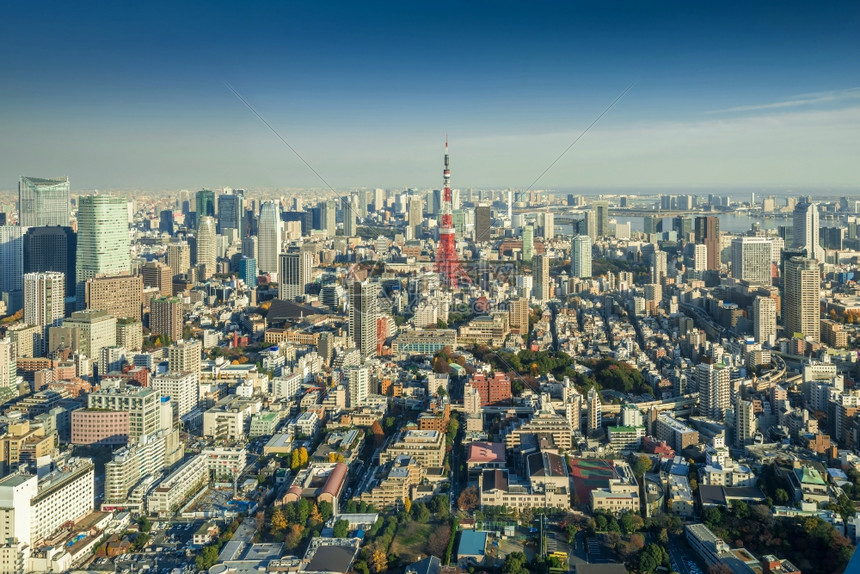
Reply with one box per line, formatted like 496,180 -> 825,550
2,1 -> 859,193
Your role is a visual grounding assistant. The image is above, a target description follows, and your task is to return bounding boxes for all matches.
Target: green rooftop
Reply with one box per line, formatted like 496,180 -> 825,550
795,466 -> 826,486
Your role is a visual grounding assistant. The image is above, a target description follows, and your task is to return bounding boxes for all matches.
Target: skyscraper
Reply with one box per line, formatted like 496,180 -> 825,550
731,236 -> 772,285
278,249 -> 313,301
241,236 -> 258,261
694,216 -> 720,270
218,191 -> 244,237
195,216 -> 217,278
23,227 -> 76,297
474,205 -> 492,242
649,249 -> 667,284
342,195 -> 357,238
784,257 -> 820,342
195,189 -> 215,219
75,195 -> 130,304
752,296 -> 777,344
570,235 -> 592,279
696,360 -> 730,420
238,257 -> 257,289
792,200 -> 825,260
349,280 -> 378,358
541,212 -> 554,240
407,195 -> 423,239
532,254 -> 550,302
522,224 -> 534,262
672,215 -> 692,240
23,272 -> 65,354
18,176 -> 71,227
593,200 -> 610,238
320,200 -> 336,236
257,201 -> 281,274
0,226 -> 24,312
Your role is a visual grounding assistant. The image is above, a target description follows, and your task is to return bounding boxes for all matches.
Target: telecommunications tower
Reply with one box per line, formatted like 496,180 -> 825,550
435,139 -> 469,288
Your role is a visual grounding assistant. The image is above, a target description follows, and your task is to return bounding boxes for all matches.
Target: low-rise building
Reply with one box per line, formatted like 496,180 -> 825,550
70,409 -> 130,446
606,425 -> 645,451
379,429 -> 445,468
590,461 -> 639,515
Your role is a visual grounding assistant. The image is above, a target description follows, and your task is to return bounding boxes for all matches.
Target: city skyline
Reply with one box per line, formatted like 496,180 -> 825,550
2,1 -> 859,192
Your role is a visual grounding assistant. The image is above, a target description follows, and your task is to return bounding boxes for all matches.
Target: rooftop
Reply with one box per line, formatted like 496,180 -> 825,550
457,530 -> 488,558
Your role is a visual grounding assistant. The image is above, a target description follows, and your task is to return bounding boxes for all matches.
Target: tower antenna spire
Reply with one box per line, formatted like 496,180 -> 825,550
435,138 -> 469,288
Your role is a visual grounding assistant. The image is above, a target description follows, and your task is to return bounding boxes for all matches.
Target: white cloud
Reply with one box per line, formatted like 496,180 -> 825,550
707,88 -> 860,114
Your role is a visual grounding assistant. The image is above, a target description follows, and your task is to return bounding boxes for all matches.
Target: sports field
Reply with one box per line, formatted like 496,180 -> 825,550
568,459 -> 617,505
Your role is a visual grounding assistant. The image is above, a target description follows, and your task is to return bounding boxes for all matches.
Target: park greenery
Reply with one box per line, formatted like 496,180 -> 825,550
703,502 -> 852,574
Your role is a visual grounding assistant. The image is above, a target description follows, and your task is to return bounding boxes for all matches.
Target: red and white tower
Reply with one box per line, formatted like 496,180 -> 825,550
435,138 -> 469,288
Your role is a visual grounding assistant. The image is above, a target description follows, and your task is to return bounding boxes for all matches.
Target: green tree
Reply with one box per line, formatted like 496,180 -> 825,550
333,519 -> 350,538
703,506 -> 722,528
632,454 -> 653,477
775,488 -> 790,505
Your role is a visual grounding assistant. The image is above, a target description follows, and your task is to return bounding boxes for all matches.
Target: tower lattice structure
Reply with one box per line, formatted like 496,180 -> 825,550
435,139 -> 469,288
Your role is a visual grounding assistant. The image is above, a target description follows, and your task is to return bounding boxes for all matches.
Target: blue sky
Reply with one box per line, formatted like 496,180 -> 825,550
1,1 -> 859,192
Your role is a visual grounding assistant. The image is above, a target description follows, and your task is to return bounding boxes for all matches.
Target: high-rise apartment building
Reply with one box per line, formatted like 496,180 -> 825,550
474,205 -> 492,242
541,211 -> 554,240
407,196 -> 423,239
23,272 -> 65,353
508,297 -> 530,334
195,216 -> 217,278
23,226 -> 77,297
731,236 -> 772,285
532,254 -> 550,302
141,261 -> 173,298
167,339 -> 202,374
571,235 -> 592,279
0,226 -> 24,313
279,249 -> 313,301
0,339 -> 16,389
587,387 -> 602,435
649,249 -> 667,284
735,399 -> 756,446
150,297 -> 183,342
784,257 -> 820,342
18,176 -> 70,227
152,372 -> 199,421
320,200 -> 336,236
349,281 -> 378,358
342,195 -> 357,238
694,216 -> 720,270
76,195 -> 130,303
166,240 -> 191,278
257,201 -> 281,275
344,365 -> 370,408
752,296 -> 777,344
696,361 -> 730,420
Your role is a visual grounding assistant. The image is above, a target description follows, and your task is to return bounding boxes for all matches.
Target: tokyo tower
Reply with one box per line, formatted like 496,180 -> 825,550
435,138 -> 469,288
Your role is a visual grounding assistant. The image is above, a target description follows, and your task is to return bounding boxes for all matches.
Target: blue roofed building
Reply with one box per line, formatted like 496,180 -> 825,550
457,530 -> 488,564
